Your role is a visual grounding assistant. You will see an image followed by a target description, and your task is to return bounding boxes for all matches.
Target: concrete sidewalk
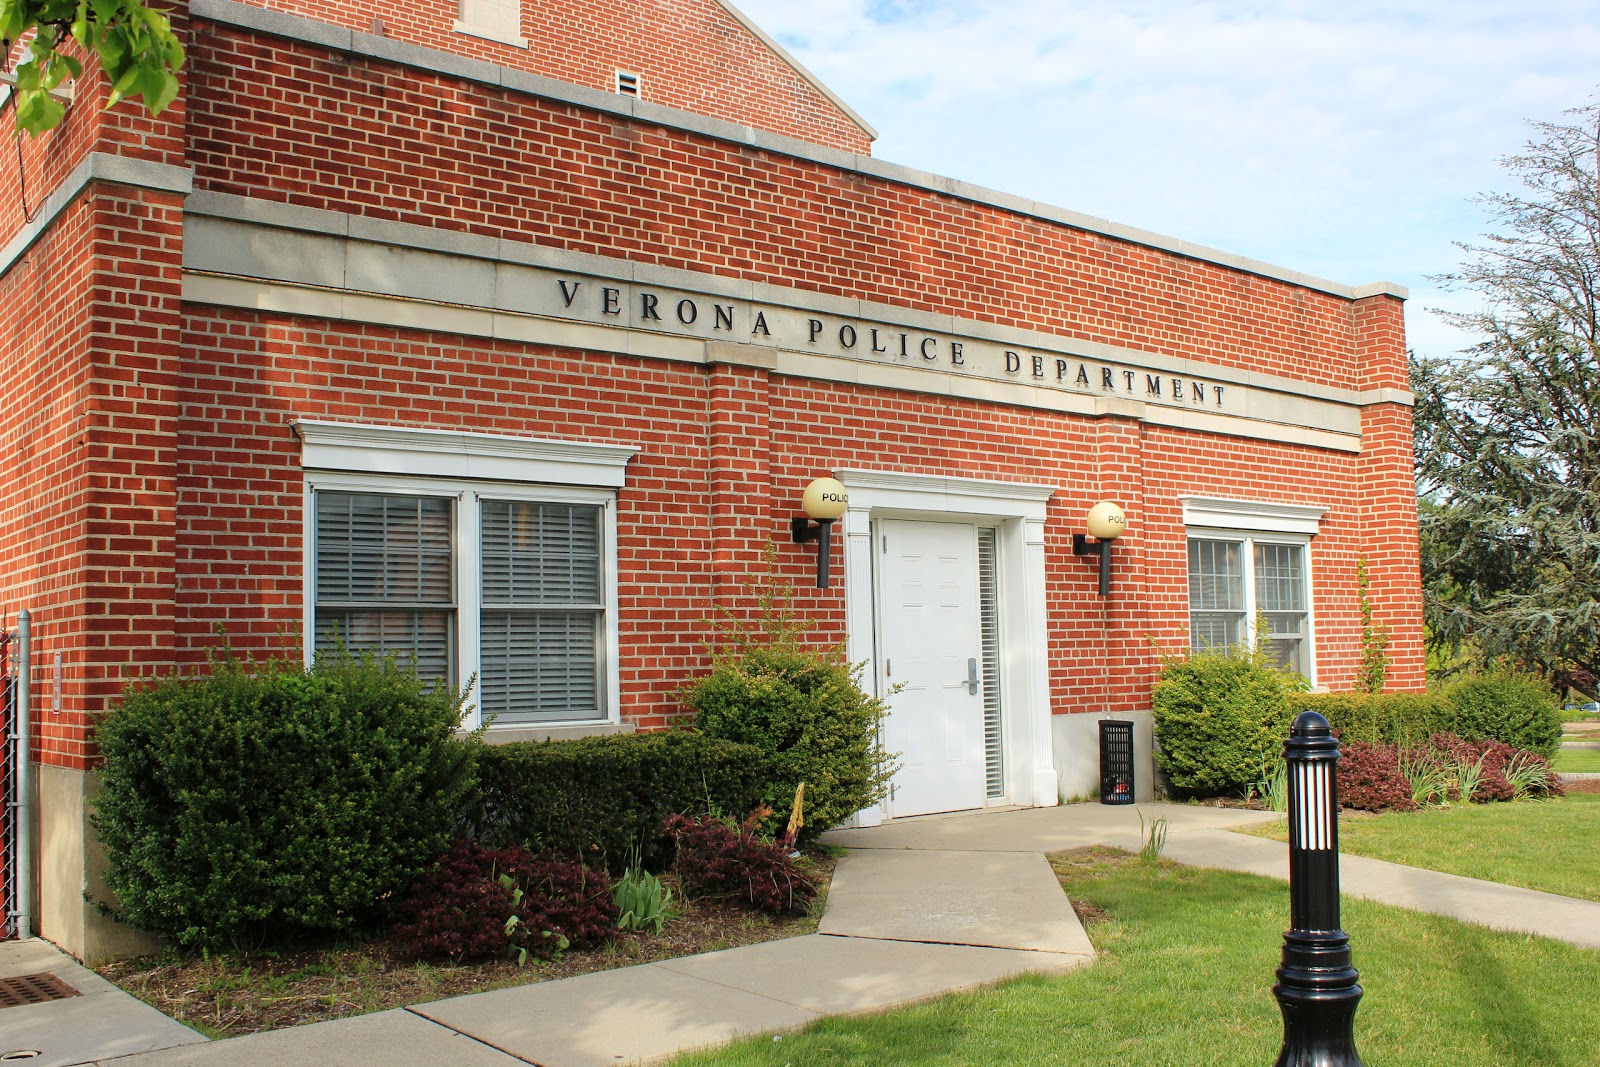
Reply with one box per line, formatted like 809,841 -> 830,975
5,799 -> 1598,1066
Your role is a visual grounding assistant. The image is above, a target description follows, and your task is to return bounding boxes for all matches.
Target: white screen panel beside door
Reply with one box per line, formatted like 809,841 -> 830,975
877,519 -> 986,817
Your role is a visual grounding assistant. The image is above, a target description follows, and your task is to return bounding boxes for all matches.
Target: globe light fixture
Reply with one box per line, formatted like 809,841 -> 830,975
791,476 -> 849,588
1073,500 -> 1126,596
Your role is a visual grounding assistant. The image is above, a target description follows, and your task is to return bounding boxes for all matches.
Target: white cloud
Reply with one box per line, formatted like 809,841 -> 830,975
735,0 -> 1600,358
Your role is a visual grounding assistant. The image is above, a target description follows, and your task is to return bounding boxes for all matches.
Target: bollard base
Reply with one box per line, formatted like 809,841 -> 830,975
1273,930 -> 1364,1067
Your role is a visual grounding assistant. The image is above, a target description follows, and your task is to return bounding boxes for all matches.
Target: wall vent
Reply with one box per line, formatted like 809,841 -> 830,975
615,70 -> 642,98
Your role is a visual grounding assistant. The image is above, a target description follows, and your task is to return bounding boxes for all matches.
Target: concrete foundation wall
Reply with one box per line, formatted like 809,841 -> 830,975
34,763 -> 162,963
1052,710 -> 1158,804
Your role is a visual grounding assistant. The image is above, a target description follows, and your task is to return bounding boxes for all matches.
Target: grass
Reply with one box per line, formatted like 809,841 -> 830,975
1244,793 -> 1600,902
668,850 -> 1600,1067
1554,748 -> 1600,773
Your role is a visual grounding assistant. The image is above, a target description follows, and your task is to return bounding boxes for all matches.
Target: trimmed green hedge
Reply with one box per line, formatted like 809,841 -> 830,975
682,645 -> 893,844
94,650 -> 477,950
1152,650 -> 1295,796
1444,670 -> 1562,758
468,732 -> 767,872
1286,691 -> 1456,746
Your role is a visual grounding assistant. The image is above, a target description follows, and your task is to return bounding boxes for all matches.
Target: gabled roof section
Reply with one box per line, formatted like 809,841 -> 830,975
712,0 -> 878,142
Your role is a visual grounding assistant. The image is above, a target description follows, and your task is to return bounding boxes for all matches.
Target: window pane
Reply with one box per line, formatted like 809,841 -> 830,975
1189,539 -> 1245,652
482,501 -> 601,606
1188,539 -> 1244,611
314,491 -> 455,685
479,610 -> 602,723
1263,611 -> 1306,675
314,609 -> 453,684
1191,611 -> 1244,652
480,499 -> 604,723
1255,543 -> 1306,612
316,492 -> 452,603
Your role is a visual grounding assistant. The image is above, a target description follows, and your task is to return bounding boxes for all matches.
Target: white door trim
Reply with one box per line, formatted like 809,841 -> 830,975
836,469 -> 1059,824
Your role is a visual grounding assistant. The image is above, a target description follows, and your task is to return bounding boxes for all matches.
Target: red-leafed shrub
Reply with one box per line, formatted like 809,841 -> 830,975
664,811 -> 818,915
504,851 -> 618,958
1337,741 -> 1417,812
393,840 -> 616,960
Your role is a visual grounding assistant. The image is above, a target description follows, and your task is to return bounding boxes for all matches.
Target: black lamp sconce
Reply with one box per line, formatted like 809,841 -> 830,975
1073,501 -> 1127,597
792,476 -> 849,588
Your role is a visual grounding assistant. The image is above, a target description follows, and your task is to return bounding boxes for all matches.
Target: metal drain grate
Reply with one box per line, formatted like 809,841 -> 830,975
0,972 -> 81,1009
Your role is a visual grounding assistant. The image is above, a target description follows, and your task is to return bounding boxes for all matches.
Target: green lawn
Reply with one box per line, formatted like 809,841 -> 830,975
1555,747 -> 1600,772
669,854 -> 1600,1066
1246,793 -> 1600,902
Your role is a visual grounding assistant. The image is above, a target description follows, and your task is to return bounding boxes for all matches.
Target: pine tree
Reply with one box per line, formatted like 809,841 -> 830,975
1413,100 -> 1600,695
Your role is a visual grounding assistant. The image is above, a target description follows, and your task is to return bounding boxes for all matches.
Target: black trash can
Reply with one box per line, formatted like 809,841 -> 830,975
1099,719 -> 1135,804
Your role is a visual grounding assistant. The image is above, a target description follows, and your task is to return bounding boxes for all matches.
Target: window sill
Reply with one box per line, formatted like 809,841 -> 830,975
470,722 -> 634,745
452,20 -> 529,48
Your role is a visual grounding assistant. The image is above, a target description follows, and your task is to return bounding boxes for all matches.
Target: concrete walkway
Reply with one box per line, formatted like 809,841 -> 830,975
4,799 -> 1599,1066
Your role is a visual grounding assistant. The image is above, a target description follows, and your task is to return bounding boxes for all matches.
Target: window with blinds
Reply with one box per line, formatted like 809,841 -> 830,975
1188,538 -> 1245,651
314,491 -> 455,684
1255,542 -> 1307,674
1187,536 -> 1310,674
479,499 -> 604,724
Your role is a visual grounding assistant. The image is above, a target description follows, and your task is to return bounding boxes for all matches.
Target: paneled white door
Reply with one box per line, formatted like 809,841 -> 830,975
877,519 -> 985,817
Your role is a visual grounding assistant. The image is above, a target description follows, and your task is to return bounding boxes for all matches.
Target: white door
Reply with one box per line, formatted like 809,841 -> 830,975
878,519 -> 986,817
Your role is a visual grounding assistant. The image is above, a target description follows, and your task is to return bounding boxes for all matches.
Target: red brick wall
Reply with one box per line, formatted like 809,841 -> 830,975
0,186 -> 186,770
231,0 -> 874,153
171,310 -> 1392,732
3,6 -> 1424,771
184,21 -> 1360,392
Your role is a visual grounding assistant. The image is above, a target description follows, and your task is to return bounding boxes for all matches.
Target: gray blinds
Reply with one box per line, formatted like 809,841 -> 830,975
1188,538 -> 1245,651
479,500 -> 604,723
314,491 -> 455,684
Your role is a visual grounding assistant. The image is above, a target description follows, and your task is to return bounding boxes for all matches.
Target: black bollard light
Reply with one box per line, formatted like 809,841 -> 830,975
1273,710 -> 1365,1067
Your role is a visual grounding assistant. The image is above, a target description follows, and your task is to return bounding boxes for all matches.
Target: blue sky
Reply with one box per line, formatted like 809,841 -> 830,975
733,0 -> 1600,360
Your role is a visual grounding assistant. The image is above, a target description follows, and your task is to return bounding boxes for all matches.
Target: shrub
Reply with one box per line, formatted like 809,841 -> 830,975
502,851 -> 617,960
1288,691 -> 1456,747
1337,741 -> 1418,813
1151,648 -> 1296,796
394,839 -> 616,961
1425,732 -> 1562,802
468,731 -> 767,873
664,811 -> 818,915
393,840 -> 525,960
1445,670 -> 1562,757
684,646 -> 892,842
93,647 -> 476,950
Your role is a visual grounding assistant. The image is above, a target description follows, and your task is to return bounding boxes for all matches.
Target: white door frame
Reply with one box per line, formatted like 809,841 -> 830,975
837,469 -> 1059,825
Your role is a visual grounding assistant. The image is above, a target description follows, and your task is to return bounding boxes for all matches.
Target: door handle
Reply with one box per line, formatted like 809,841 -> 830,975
967,658 -> 979,695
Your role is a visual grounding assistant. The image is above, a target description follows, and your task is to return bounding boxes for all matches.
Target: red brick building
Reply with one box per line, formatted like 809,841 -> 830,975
1,0 -> 1422,959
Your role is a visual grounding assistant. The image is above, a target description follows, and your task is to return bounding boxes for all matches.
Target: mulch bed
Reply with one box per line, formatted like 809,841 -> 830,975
97,855 -> 836,1040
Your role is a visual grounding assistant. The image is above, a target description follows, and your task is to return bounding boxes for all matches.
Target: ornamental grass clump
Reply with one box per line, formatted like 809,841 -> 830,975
93,644 -> 477,950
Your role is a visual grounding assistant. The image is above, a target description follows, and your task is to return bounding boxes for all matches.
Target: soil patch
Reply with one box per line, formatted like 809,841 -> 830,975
1046,845 -> 1139,926
97,856 -> 836,1040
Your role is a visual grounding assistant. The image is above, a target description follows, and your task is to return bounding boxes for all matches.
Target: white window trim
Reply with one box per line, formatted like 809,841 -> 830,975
297,422 -> 637,731
1184,525 -> 1318,687
295,420 -> 637,487
1182,496 -> 1326,536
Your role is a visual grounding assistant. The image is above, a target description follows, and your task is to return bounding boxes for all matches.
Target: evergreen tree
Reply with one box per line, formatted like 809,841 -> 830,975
1413,100 -> 1600,695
